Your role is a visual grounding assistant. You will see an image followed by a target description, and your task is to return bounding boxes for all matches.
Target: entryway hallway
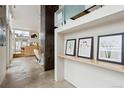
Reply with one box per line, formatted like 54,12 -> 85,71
1,57 -> 74,88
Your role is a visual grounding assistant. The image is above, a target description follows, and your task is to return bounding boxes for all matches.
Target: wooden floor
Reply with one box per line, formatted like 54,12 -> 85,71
0,57 -> 75,88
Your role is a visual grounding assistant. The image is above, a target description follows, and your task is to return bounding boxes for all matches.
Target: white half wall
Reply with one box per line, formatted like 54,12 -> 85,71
64,60 -> 124,88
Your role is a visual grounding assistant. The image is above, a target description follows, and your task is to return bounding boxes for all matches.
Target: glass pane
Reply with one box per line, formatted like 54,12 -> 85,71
15,41 -> 21,52
64,5 -> 85,20
22,42 -> 27,47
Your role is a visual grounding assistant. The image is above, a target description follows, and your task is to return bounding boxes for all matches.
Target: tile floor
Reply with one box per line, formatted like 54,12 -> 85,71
1,57 -> 75,88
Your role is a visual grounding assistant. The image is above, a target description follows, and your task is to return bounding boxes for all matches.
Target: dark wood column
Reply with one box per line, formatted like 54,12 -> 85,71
40,5 -> 58,71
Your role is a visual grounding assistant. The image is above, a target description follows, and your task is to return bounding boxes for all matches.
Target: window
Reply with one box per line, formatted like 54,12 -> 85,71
15,30 -> 30,37
14,30 -> 30,52
15,41 -> 21,52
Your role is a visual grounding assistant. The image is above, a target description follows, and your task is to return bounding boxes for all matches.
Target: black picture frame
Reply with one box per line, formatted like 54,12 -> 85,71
97,33 -> 124,65
77,37 -> 93,59
65,39 -> 76,56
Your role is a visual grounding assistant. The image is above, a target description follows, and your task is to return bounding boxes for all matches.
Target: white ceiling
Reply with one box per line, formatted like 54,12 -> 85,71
12,5 -> 40,32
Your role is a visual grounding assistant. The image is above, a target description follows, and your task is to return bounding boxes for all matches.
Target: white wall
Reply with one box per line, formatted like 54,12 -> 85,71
0,6 -> 6,85
6,5 -> 14,67
12,5 -> 40,32
63,14 -> 124,87
0,5 -> 13,85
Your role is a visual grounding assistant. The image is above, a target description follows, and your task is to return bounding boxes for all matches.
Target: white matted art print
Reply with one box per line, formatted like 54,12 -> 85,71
65,39 -> 76,56
97,34 -> 122,64
77,37 -> 93,59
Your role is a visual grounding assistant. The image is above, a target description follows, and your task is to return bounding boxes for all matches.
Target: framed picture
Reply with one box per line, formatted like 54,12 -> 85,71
65,39 -> 76,56
77,37 -> 93,59
97,33 -> 124,65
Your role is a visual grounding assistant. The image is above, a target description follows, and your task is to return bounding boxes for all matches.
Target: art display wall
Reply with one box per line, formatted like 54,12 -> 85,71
62,18 -> 124,87
65,33 -> 124,65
